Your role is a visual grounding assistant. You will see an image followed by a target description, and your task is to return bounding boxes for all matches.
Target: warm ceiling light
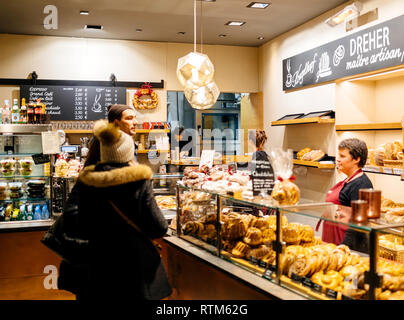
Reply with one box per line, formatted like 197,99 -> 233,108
326,1 -> 363,27
225,21 -> 246,26
247,2 -> 271,9
85,25 -> 103,30
136,28 -> 142,32
219,34 -> 226,37
257,36 -> 265,40
79,10 -> 89,15
177,31 -> 186,35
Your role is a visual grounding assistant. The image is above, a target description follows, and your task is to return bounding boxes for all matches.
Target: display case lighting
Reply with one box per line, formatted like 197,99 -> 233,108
79,11 -> 89,15
326,1 -> 363,27
85,25 -> 103,30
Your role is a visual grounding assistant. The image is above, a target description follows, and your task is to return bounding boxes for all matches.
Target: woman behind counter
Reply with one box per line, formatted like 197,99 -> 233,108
322,138 -> 373,252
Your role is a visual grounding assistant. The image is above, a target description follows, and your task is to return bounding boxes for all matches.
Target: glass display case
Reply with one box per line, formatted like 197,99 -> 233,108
152,173 -> 183,223
0,125 -> 52,225
175,184 -> 404,300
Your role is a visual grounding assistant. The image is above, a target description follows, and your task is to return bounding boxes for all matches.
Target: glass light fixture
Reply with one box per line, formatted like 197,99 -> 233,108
176,0 -> 220,110
184,81 -> 220,110
176,51 -> 215,88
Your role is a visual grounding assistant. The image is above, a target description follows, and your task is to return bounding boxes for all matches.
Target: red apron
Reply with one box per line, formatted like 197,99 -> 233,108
317,169 -> 362,244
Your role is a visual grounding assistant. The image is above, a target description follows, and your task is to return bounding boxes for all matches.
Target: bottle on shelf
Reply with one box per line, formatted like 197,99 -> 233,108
4,203 -> 13,221
2,100 -> 11,124
33,204 -> 42,220
0,206 -> 5,221
11,98 -> 20,124
26,204 -> 33,221
40,100 -> 46,124
35,99 -> 43,124
27,100 -> 35,124
19,98 -> 27,124
41,203 -> 50,219
19,204 -> 26,221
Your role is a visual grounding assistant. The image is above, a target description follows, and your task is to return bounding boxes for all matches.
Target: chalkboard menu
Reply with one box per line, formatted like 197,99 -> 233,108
251,159 -> 275,196
283,14 -> 404,90
20,85 -> 126,121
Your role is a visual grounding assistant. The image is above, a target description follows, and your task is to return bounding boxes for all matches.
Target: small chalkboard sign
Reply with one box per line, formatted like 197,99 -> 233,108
251,158 -> 275,196
32,153 -> 50,164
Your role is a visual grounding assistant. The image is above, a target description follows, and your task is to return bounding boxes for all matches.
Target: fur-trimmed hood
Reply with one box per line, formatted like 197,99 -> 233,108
79,164 -> 153,187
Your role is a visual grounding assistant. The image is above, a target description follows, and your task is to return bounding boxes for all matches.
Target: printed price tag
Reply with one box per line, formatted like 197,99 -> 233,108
382,167 -> 393,174
291,273 -> 303,283
341,294 -> 354,300
249,256 -> 258,265
325,288 -> 338,299
311,283 -> 322,293
263,269 -> 273,280
258,260 -> 267,269
393,168 -> 403,175
302,277 -> 313,289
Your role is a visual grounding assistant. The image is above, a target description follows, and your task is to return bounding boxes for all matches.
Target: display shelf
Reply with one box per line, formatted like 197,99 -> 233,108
335,123 -> 402,131
0,124 -> 52,134
271,117 -> 335,126
135,129 -> 170,134
63,130 -> 93,134
137,149 -> 169,154
0,197 -> 49,202
0,175 -> 49,179
363,165 -> 403,176
293,159 -> 335,169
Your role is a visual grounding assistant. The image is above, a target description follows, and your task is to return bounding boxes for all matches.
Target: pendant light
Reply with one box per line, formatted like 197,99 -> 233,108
176,0 -> 219,110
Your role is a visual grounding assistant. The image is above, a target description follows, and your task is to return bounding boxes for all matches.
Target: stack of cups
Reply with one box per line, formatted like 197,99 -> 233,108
352,189 -> 381,224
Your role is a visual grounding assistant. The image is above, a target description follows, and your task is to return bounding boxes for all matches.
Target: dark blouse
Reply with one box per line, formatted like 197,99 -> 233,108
340,173 -> 373,253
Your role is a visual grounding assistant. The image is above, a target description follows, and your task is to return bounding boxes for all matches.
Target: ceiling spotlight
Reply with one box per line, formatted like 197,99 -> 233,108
219,34 -> 227,37
326,1 -> 363,27
136,28 -> 143,32
257,36 -> 265,40
177,31 -> 186,35
225,21 -> 246,26
85,25 -> 103,30
247,2 -> 271,9
79,10 -> 89,15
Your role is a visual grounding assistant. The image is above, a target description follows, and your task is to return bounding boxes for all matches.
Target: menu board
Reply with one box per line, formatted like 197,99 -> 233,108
251,159 -> 275,196
20,85 -> 126,121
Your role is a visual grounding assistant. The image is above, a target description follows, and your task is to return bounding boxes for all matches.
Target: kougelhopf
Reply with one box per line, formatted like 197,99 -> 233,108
253,217 -> 269,230
299,225 -> 314,243
183,221 -> 204,235
282,223 -> 300,244
223,217 -> 247,240
231,241 -> 251,258
262,227 -> 276,245
243,227 -> 263,246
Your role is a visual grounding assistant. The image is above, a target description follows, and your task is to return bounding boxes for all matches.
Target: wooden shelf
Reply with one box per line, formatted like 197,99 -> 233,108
363,165 -> 403,176
271,117 -> 335,126
137,149 -> 169,154
335,123 -> 402,131
64,130 -> 93,134
293,159 -> 335,169
135,129 -> 170,133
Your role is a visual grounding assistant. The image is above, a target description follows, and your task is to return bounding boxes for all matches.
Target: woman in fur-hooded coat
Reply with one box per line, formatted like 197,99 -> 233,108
57,120 -> 172,300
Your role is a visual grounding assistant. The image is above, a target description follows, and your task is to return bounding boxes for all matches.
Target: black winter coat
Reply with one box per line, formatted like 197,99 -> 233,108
57,162 -> 172,300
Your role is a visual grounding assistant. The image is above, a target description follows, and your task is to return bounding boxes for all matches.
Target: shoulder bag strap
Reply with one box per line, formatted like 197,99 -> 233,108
108,200 -> 162,253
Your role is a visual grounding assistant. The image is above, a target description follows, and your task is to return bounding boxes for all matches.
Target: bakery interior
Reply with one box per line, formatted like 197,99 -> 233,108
1,0 -> 404,301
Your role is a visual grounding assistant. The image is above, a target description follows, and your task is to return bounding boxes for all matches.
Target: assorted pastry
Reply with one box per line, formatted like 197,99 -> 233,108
155,195 -> 176,210
380,197 -> 404,224
368,140 -> 403,168
297,148 -> 326,162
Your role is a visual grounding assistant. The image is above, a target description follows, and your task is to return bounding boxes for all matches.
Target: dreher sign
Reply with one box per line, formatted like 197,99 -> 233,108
283,14 -> 404,90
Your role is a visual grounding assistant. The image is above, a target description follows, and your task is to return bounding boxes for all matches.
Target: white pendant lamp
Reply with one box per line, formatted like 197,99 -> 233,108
176,0 -> 219,110
184,81 -> 220,110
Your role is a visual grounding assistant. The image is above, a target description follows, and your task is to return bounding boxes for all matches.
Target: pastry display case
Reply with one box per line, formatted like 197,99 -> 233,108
152,173 -> 182,222
174,183 -> 404,300
0,124 -> 53,229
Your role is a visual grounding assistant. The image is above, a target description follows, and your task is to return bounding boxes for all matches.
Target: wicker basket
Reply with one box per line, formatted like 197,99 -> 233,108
379,234 -> 404,263
383,159 -> 403,168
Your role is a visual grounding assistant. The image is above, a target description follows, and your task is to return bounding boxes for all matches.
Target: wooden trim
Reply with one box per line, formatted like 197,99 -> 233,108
271,117 -> 335,126
335,123 -> 402,131
135,129 -> 170,133
293,159 -> 335,169
137,149 -> 169,154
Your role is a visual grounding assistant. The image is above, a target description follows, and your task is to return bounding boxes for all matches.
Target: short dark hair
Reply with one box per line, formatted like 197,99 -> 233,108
107,104 -> 134,123
338,138 -> 368,168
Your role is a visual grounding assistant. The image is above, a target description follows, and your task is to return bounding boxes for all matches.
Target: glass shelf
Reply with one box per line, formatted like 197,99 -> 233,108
0,176 -> 50,179
0,197 -> 49,202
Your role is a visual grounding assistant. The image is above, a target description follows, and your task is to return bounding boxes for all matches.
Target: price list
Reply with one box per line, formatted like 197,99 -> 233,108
20,85 -> 126,121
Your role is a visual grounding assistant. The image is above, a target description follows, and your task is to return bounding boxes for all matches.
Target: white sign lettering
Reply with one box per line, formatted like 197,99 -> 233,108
43,5 -> 58,30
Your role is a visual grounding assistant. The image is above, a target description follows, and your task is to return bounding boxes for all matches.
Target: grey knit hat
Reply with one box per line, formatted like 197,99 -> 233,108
93,119 -> 134,163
